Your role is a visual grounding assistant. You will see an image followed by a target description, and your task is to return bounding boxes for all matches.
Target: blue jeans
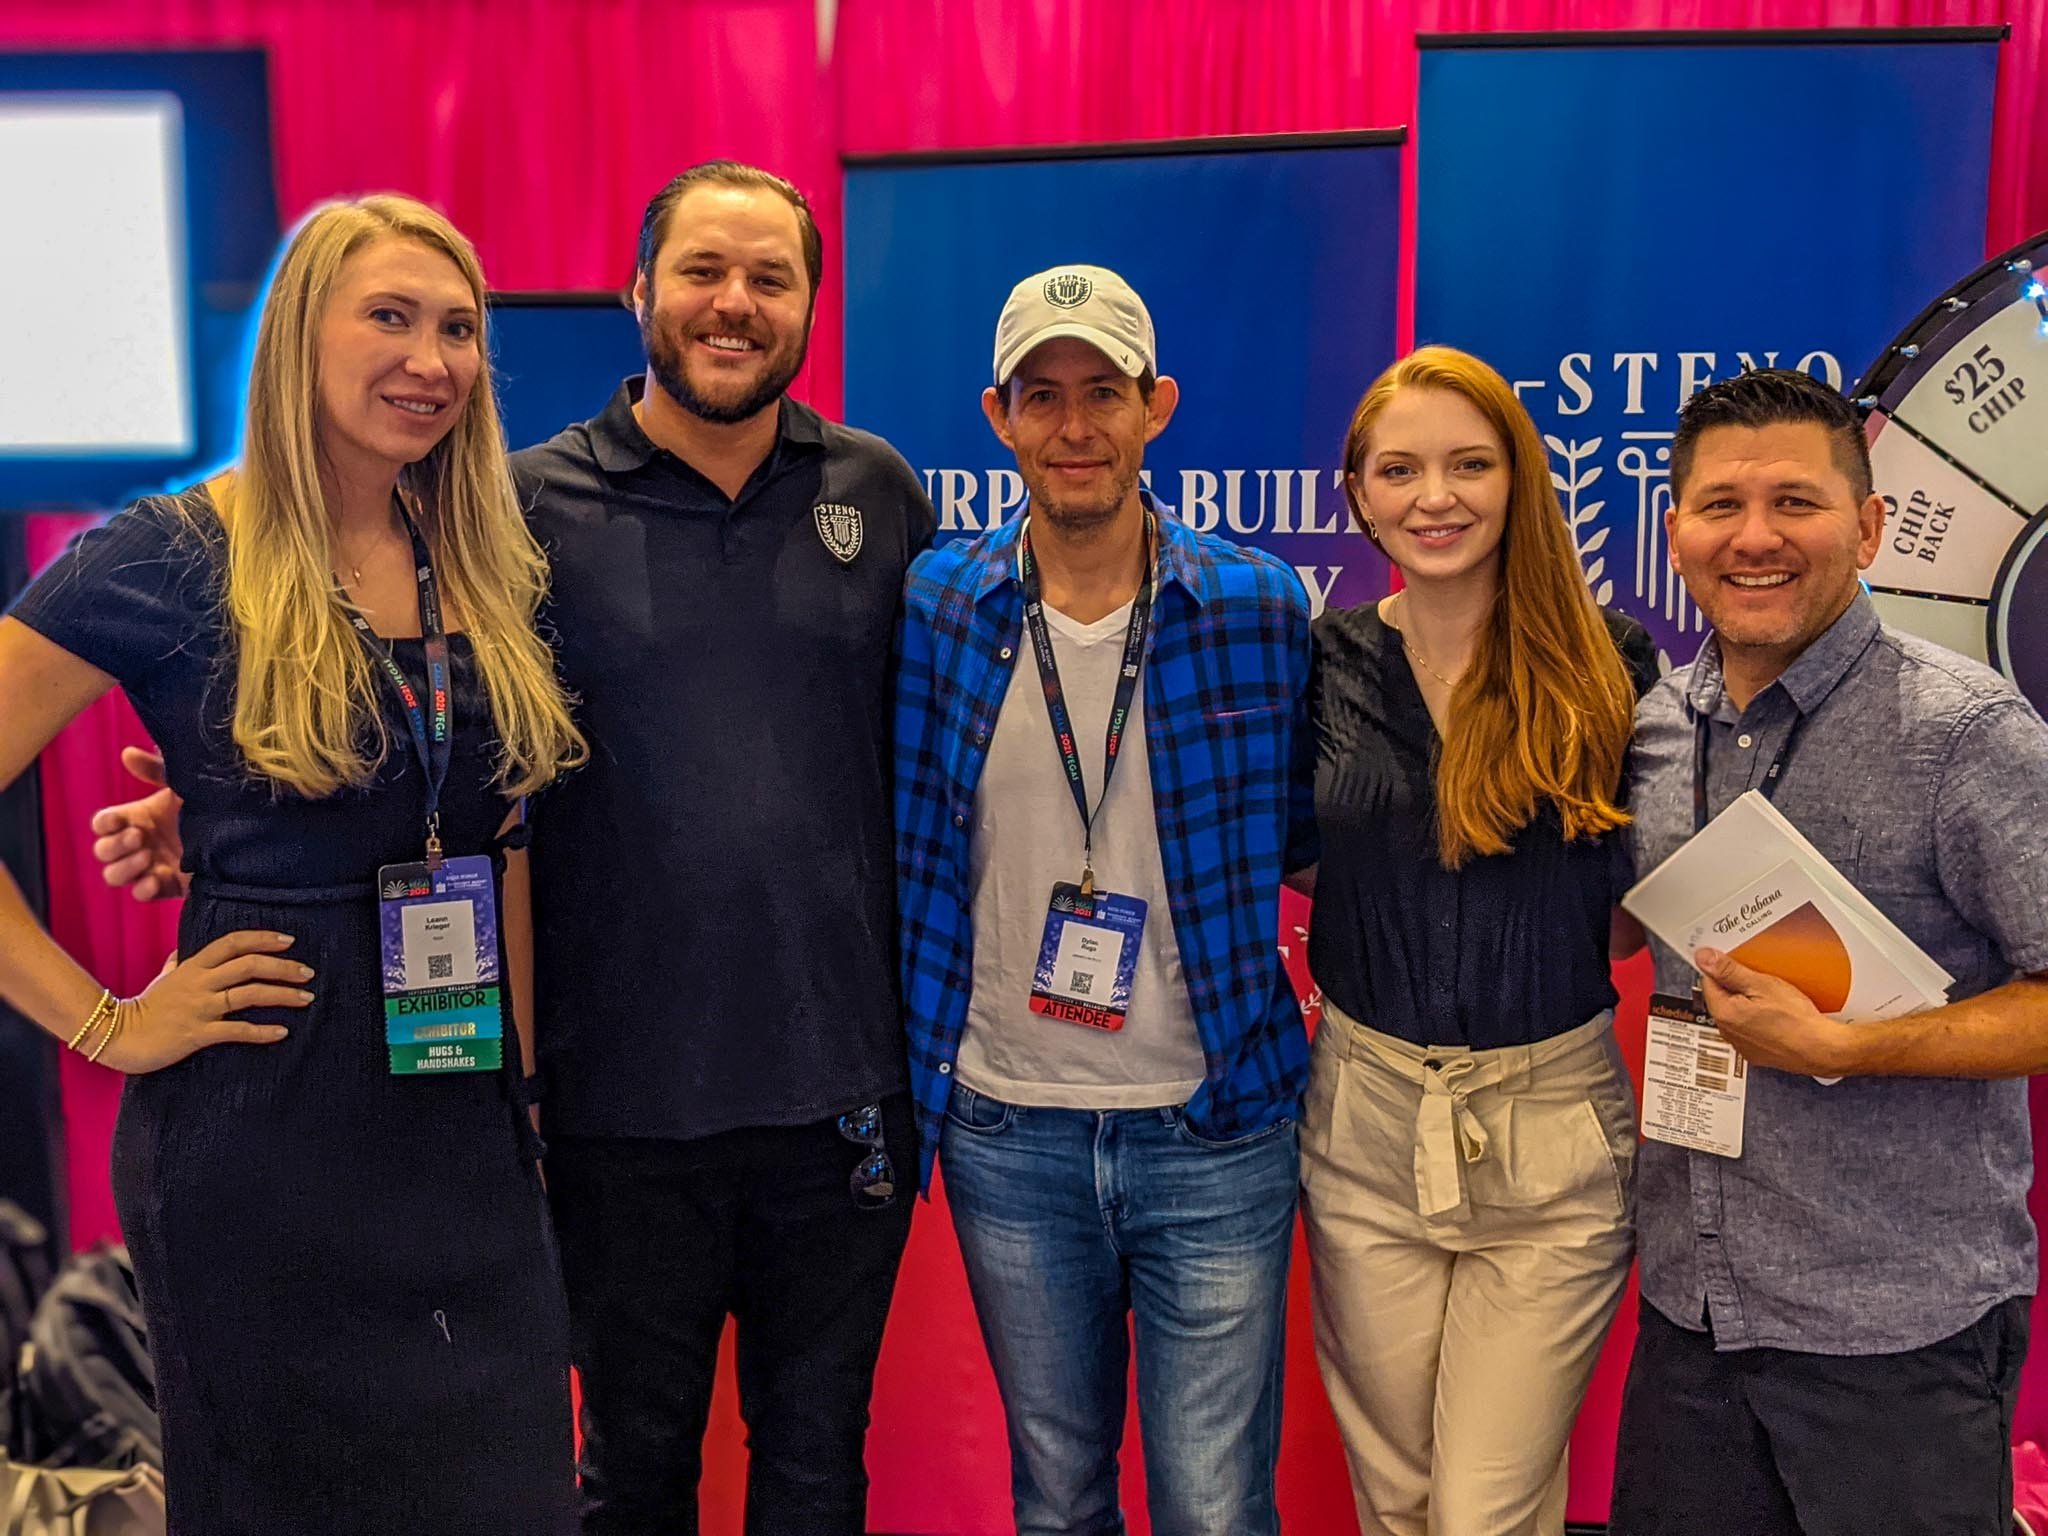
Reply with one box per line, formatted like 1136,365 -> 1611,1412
940,1084 -> 1299,1536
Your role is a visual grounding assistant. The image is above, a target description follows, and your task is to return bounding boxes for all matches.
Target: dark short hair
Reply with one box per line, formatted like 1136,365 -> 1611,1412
1669,367 -> 1872,503
636,161 -> 823,298
1002,366 -> 1157,412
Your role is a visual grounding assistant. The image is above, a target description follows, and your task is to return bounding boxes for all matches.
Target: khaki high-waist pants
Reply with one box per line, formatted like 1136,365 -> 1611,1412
1300,1000 -> 1637,1536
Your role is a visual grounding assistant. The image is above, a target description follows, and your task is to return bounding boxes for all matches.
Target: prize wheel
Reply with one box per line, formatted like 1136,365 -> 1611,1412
1852,231 -> 2048,715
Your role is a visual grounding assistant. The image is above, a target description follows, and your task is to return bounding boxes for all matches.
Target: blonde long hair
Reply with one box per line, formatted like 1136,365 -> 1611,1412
207,194 -> 584,799
1342,346 -> 1636,868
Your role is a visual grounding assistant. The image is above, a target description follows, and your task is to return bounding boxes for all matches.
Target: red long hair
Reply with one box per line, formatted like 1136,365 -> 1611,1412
1342,346 -> 1636,868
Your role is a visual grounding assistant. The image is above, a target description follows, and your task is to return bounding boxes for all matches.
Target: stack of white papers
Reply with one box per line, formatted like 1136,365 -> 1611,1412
1624,790 -> 1953,1023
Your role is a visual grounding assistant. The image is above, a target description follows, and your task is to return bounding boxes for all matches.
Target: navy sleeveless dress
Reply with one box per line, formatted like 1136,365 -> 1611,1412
8,491 -> 575,1535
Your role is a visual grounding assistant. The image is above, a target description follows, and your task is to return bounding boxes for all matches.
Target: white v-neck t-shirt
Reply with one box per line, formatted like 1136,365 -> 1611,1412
955,597 -> 1206,1108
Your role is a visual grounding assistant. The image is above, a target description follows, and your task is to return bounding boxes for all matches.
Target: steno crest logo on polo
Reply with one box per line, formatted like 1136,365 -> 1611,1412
1043,272 -> 1093,309
814,502 -> 864,564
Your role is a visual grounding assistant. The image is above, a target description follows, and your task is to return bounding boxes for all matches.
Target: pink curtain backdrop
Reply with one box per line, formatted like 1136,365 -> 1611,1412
7,1 -> 2046,1529
840,0 -> 2048,364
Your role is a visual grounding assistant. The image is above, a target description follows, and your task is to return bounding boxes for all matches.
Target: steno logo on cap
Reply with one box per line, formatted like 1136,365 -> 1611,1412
1043,272 -> 1093,309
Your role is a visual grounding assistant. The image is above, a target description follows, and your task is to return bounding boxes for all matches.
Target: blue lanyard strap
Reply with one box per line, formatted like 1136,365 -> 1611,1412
341,501 -> 453,865
1017,510 -> 1155,900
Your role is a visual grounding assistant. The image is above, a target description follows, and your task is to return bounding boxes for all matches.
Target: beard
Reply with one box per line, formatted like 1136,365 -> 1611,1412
1692,562 -> 1853,655
1025,461 -> 1141,538
643,311 -> 808,426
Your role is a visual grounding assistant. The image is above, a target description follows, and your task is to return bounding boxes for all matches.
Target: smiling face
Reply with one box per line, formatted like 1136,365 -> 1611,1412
633,182 -> 813,426
312,235 -> 480,478
1351,385 -> 1511,588
1667,419 -> 1885,668
981,337 -> 1177,537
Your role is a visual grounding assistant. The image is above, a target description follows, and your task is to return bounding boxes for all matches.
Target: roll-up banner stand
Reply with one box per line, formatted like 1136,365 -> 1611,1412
844,132 -> 1406,618
1415,28 -> 2003,1524
486,293 -> 647,454
1416,28 -> 2001,669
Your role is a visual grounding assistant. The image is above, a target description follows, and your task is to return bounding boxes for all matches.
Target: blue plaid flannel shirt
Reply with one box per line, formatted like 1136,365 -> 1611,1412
895,502 -> 1319,1191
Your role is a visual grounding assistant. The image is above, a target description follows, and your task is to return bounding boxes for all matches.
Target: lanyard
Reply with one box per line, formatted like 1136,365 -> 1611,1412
1692,708 -> 1806,836
1018,510 -> 1155,900
342,501 -> 453,867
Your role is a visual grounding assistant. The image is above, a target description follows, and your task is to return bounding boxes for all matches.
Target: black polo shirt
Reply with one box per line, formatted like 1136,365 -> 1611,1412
513,378 -> 936,1140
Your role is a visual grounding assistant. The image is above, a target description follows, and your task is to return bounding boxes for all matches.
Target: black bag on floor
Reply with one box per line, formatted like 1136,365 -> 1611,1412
16,1251 -> 157,1473
0,1203 -> 55,1459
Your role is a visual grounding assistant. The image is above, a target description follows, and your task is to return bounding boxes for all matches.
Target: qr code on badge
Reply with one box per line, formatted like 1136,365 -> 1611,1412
1068,971 -> 1093,996
428,953 -> 453,981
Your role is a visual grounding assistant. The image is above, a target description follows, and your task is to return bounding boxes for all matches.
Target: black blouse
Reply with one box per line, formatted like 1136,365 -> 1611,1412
1307,602 -> 1660,1049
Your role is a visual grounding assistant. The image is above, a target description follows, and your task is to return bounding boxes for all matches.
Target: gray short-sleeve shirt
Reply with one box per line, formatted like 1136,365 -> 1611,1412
1627,591 -> 2048,1355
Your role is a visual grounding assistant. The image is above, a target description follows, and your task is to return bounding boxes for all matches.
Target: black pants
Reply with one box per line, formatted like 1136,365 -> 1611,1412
547,1095 -> 916,1536
1609,1294 -> 2030,1536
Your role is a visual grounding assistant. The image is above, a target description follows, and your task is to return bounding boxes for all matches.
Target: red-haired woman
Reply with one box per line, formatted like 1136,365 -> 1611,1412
1301,345 -> 1658,1535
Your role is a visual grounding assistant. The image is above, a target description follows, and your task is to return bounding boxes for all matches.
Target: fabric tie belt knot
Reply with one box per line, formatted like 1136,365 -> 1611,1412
1414,1053 -> 1497,1220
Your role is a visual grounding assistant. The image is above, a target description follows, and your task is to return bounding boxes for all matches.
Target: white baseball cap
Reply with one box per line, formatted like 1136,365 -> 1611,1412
992,264 -> 1157,387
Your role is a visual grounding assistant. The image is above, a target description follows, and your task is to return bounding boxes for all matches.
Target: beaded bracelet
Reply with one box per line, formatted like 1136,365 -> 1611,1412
84,997 -> 126,1065
67,989 -> 116,1053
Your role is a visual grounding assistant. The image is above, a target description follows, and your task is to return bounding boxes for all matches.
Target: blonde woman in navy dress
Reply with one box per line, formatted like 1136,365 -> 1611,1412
0,195 -> 585,1533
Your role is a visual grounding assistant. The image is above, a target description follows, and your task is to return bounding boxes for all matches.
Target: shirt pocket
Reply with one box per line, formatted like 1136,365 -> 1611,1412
1794,809 -> 1928,893
1201,702 -> 1290,791
1846,827 -> 1941,898
1832,819 -> 1959,964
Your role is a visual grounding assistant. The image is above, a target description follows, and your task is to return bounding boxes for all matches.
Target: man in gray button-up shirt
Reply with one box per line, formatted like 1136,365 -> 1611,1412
1608,369 -> 2048,1536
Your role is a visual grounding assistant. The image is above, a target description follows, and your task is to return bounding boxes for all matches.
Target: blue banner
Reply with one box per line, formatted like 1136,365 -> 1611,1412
488,297 -> 645,452
844,137 -> 1404,616
1416,35 -> 1998,665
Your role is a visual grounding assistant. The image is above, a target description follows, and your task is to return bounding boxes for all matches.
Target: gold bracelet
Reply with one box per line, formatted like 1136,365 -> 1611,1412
67,989 -> 115,1053
85,997 -> 126,1066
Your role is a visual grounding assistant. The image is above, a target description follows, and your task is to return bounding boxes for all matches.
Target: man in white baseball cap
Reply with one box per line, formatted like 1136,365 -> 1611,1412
991,263 -> 1157,389
896,263 -> 1316,1534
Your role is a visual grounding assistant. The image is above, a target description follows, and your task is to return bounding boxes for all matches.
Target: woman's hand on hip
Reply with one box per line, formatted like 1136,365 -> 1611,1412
105,930 -> 312,1073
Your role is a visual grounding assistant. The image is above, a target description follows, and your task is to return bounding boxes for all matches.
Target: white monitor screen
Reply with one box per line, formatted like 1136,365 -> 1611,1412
0,94 -> 192,456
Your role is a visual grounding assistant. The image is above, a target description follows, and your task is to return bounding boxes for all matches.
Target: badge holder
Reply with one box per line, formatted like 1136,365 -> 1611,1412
1641,991 -> 1747,1158
380,855 -> 505,1074
1030,882 -> 1147,1031
347,500 -> 504,1076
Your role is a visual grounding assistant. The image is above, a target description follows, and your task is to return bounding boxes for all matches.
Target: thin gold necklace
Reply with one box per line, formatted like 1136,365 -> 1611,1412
336,501 -> 408,591
1396,592 -> 1464,689
334,537 -> 369,589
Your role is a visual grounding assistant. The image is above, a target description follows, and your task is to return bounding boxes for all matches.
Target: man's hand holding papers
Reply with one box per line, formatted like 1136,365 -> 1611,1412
1692,945 -> 1865,1077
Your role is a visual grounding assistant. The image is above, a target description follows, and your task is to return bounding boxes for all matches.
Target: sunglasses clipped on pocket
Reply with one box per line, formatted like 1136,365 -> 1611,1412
838,1102 -> 896,1210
